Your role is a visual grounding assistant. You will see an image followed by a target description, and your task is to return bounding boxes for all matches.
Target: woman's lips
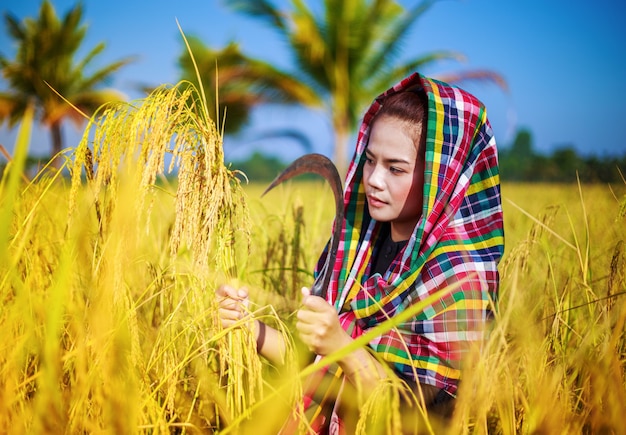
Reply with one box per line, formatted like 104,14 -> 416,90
367,195 -> 386,208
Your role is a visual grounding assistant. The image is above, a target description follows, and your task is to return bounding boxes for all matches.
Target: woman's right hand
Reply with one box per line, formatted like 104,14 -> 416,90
216,284 -> 250,329
217,284 -> 286,364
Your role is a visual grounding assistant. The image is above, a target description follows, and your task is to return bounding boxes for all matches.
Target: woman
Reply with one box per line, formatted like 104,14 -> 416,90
218,72 -> 504,433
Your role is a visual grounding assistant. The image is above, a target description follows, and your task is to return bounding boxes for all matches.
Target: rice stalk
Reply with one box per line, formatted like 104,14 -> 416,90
0,104 -> 33,263
291,204 -> 305,299
222,282 -> 460,434
356,376 -> 404,434
2,91 -> 622,435
482,184 -> 626,434
606,240 -> 625,313
62,69 -> 263,428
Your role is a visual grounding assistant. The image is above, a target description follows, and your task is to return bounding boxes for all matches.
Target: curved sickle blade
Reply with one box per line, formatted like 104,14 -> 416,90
262,153 -> 344,299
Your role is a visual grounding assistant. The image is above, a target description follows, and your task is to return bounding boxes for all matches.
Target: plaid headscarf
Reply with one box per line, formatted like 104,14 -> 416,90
294,72 -> 504,431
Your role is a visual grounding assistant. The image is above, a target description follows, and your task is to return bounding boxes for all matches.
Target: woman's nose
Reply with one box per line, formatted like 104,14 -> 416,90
366,164 -> 384,189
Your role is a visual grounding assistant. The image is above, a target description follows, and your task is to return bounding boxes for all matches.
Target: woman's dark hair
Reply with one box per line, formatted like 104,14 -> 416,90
372,90 -> 428,154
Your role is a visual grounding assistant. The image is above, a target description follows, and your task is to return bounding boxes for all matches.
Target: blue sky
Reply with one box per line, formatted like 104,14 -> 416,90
1,0 -> 625,163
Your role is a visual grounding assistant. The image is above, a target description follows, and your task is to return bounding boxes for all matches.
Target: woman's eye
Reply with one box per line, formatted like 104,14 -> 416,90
390,166 -> 403,174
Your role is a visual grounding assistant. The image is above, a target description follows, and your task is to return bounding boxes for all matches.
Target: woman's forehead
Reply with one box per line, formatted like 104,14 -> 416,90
367,117 -> 419,159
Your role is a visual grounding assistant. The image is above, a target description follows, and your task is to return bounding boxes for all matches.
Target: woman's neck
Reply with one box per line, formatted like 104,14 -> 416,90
390,220 -> 416,242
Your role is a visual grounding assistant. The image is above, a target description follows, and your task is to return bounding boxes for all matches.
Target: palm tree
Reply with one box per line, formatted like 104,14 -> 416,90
0,0 -> 134,167
177,35 -> 321,137
218,0 -> 506,174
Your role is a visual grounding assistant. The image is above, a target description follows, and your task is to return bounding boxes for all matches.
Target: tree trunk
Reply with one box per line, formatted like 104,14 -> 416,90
50,122 -> 63,169
332,115 -> 350,179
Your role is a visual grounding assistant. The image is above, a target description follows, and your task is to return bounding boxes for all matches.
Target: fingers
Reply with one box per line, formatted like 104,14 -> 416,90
296,306 -> 347,356
296,294 -> 334,334
297,285 -> 333,326
216,284 -> 250,329
301,291 -> 330,313
218,307 -> 243,328
296,287 -> 351,355
217,284 -> 248,300
296,308 -> 333,331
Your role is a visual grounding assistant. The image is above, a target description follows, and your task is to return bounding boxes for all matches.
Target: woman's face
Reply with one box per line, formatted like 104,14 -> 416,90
362,115 -> 425,241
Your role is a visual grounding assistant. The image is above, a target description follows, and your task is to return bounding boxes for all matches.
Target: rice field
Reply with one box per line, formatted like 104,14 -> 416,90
1,93 -> 625,434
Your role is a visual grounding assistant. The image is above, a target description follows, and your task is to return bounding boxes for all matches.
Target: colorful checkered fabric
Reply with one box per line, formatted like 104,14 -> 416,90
335,71 -> 503,390
296,72 -> 504,431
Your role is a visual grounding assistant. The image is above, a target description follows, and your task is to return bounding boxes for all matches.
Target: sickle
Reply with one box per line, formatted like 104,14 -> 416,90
262,153 -> 344,299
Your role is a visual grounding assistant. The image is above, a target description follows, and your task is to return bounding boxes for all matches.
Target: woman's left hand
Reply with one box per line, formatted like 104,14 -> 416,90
296,287 -> 351,356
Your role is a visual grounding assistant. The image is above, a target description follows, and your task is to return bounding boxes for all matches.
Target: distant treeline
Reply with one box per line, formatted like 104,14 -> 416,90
499,129 -> 626,183
3,128 -> 623,184
230,129 -> 626,184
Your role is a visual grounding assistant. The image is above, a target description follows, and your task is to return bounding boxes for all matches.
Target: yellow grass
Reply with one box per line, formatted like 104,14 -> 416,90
1,120 -> 625,435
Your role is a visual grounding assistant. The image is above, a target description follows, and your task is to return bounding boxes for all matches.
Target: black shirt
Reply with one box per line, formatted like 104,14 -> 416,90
371,226 -> 408,276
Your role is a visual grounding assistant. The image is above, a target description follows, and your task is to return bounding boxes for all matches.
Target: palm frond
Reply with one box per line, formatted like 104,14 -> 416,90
436,69 -> 509,92
229,0 -> 287,31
